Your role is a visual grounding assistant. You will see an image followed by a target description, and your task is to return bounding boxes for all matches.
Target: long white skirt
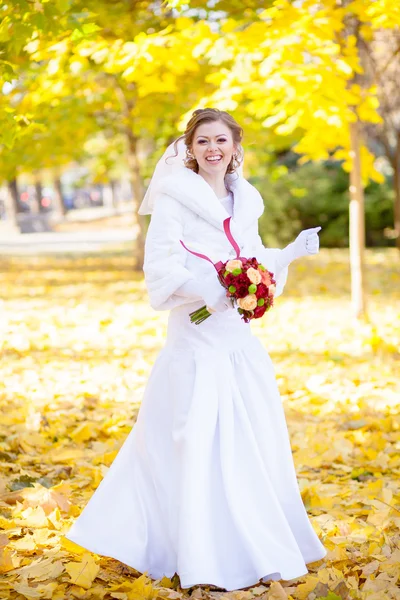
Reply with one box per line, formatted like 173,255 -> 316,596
65,302 -> 327,591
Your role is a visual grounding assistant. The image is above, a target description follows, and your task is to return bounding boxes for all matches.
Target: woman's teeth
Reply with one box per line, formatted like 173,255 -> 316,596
206,156 -> 222,163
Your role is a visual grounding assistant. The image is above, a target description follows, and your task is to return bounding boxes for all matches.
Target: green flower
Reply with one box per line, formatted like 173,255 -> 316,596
259,265 -> 266,271
257,298 -> 265,306
248,284 -> 257,294
232,268 -> 242,276
228,285 -> 236,294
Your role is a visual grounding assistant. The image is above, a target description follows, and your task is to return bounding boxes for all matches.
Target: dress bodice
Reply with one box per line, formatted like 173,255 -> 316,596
219,191 -> 234,217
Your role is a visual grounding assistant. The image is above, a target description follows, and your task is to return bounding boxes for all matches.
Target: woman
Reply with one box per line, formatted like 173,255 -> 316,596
65,108 -> 327,591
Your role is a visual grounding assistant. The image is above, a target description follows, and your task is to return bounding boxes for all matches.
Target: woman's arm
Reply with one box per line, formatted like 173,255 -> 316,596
248,225 -> 321,298
143,192 -> 235,312
245,190 -> 321,297
249,230 -> 289,298
143,193 -> 197,311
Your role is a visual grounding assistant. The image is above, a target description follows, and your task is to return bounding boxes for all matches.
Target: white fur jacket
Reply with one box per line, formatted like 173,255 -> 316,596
142,168 -> 288,311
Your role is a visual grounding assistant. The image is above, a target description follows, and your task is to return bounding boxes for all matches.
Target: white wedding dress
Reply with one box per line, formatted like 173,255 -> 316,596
65,193 -> 327,591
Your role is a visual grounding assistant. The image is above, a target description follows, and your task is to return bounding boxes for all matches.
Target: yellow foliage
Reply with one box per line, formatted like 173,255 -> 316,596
0,249 -> 399,599
202,0 -> 396,184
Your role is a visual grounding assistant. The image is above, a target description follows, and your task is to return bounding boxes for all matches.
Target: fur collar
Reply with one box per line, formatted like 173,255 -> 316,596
156,167 -> 264,232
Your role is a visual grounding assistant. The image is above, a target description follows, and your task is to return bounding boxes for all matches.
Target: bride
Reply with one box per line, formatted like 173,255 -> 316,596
65,108 -> 327,591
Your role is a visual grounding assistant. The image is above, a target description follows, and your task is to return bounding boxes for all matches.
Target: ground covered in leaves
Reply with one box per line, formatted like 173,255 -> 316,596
0,248 -> 399,600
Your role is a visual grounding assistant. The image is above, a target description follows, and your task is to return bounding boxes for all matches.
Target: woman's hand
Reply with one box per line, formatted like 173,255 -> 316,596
202,271 -> 232,314
291,226 -> 321,259
276,226 -> 322,270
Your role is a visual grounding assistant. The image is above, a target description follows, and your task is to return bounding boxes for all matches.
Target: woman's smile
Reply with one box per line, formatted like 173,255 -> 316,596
205,154 -> 223,164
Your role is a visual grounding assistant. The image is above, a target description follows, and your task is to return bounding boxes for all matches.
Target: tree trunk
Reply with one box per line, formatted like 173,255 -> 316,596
113,79 -> 146,270
126,128 -> 147,271
394,135 -> 400,251
35,180 -> 45,213
6,179 -> 19,229
53,177 -> 67,216
349,119 -> 367,318
110,179 -> 119,213
103,179 -> 119,214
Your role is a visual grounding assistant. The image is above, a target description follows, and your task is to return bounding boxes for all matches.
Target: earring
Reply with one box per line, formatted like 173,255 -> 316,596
184,148 -> 194,167
231,153 -> 239,170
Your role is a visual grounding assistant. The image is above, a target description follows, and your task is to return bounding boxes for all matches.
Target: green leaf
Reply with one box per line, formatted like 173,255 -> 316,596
9,475 -> 37,491
55,0 -> 72,13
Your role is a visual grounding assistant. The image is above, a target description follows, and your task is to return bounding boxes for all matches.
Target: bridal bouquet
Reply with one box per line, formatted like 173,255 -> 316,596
180,217 -> 276,325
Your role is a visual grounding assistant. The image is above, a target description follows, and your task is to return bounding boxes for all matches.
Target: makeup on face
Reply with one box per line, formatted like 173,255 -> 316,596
192,122 -> 236,172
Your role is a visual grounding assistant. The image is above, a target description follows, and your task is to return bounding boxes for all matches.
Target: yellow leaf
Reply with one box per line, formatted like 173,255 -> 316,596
158,576 -> 174,588
13,536 -> 36,551
60,535 -> 86,555
17,506 -> 48,528
267,581 -> 289,599
12,581 -> 58,599
70,423 -> 95,443
65,553 -> 100,589
126,574 -> 157,599
12,556 -> 64,581
295,576 -> 319,599
0,547 -> 20,573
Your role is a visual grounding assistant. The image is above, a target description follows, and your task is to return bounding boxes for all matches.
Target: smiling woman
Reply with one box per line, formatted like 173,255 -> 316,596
65,107 -> 325,592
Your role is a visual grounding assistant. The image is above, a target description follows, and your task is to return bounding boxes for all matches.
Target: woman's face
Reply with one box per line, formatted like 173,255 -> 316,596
190,120 -> 236,176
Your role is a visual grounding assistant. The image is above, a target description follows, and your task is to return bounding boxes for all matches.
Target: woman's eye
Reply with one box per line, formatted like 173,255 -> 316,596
197,139 -> 227,144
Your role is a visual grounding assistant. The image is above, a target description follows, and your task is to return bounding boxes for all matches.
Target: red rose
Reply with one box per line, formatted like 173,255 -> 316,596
235,273 -> 251,286
223,273 -> 236,286
236,284 -> 249,298
254,305 -> 267,318
255,283 -> 268,299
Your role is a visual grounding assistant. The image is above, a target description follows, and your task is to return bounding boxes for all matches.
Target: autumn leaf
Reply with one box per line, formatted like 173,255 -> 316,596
65,553 -> 100,589
267,581 -> 289,599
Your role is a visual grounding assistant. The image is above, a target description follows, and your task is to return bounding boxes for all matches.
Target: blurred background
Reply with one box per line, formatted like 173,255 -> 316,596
1,2 -> 400,268
0,2 -> 399,599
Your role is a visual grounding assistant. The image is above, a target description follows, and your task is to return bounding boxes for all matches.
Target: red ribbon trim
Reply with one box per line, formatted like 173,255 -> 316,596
179,217 -> 240,271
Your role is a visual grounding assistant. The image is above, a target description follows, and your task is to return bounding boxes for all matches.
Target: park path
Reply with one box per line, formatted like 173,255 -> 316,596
0,229 -> 135,254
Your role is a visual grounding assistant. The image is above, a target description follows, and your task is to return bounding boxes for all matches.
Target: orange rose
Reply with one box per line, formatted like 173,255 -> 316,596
261,270 -> 272,286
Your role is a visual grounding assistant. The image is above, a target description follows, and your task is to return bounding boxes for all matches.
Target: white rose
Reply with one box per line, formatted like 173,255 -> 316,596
237,294 -> 258,311
247,267 -> 262,285
225,259 -> 243,272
